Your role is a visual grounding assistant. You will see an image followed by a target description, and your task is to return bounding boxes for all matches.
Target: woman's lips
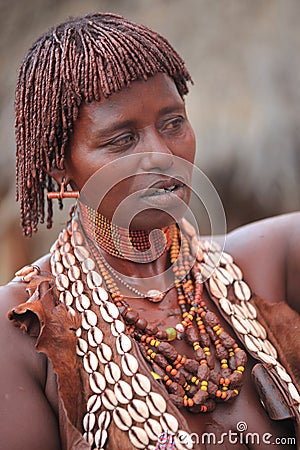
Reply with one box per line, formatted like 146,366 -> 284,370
140,183 -> 186,207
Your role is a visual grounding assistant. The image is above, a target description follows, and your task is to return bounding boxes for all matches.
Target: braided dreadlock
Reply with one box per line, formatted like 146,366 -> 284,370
15,12 -> 192,236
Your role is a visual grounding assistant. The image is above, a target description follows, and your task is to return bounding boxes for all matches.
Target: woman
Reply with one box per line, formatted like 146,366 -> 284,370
0,13 -> 299,450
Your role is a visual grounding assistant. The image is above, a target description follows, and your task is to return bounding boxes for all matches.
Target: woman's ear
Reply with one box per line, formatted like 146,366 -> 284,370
45,167 -> 67,185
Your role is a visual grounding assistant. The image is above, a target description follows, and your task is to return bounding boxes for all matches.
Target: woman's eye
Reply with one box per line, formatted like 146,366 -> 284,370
164,117 -> 185,132
110,134 -> 135,147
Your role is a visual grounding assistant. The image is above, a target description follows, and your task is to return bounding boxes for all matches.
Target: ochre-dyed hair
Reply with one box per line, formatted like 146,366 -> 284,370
15,12 -> 192,236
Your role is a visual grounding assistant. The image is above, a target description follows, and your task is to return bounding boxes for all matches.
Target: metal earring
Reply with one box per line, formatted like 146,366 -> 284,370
47,179 -> 79,200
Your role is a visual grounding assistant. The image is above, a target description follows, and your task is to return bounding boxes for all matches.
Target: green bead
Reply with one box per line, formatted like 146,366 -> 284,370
166,327 -> 177,341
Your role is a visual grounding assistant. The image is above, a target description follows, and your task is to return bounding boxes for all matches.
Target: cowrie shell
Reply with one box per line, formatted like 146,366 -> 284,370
58,229 -> 69,245
214,267 -> 234,285
52,261 -> 64,276
251,320 -> 267,339
71,231 -> 83,246
97,343 -> 112,364
75,294 -> 91,312
209,277 -> 227,299
71,280 -> 84,297
56,273 -> 69,291
92,287 -> 108,304
83,431 -> 94,446
106,302 -> 119,319
82,257 -> 96,274
82,310 -> 98,330
50,241 -> 59,253
160,412 -> 179,433
261,339 -> 278,359
204,251 -> 222,268
128,399 -> 149,423
71,219 -> 79,232
98,410 -> 111,430
83,412 -> 96,432
68,265 -> 81,282
94,429 -> 108,449
244,335 -> 260,353
87,270 -> 103,289
232,304 -> 248,319
288,383 -> 300,403
101,389 -> 118,410
234,280 -> 251,301
144,418 -> 162,441
240,301 -> 257,319
132,373 -> 151,397
114,380 -> 133,404
257,351 -> 277,365
83,351 -> 99,374
89,372 -> 106,394
113,407 -> 133,431
231,316 -> 249,335
198,262 -> 214,281
146,392 -> 166,416
104,362 -> 121,384
76,337 -> 88,356
62,252 -> 75,269
53,249 -> 61,262
87,394 -> 102,413
128,427 -> 149,449
225,263 -> 243,281
121,354 -> 139,377
59,291 -> 73,306
111,319 -> 125,337
220,251 -> 233,265
219,297 -> 233,316
100,305 -> 114,323
116,333 -> 132,354
87,327 -> 103,347
74,245 -> 90,261
276,365 -> 292,383
67,306 -> 76,317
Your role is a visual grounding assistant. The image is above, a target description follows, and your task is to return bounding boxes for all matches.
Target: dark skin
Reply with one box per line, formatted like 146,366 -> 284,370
0,74 -> 298,449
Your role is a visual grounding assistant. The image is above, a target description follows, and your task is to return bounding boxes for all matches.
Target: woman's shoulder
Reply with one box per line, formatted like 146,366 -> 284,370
224,212 -> 300,311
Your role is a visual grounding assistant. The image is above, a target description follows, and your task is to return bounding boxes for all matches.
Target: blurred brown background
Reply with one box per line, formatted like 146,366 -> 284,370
1,0 -> 300,284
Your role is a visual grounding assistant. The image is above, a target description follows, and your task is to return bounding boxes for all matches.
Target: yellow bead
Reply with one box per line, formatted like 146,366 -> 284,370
200,386 -> 207,391
195,379 -> 199,385
150,339 -> 156,346
213,325 -> 219,331
182,312 -> 189,318
151,352 -> 156,359
222,386 -> 228,391
221,364 -> 228,369
234,389 -> 239,395
191,376 -> 197,383
237,366 -> 245,372
216,329 -> 222,335
201,381 -> 208,386
221,359 -> 228,364
203,347 -> 210,352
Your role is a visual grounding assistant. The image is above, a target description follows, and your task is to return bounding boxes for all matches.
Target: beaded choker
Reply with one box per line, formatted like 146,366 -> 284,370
84,221 -> 247,413
79,201 -> 171,263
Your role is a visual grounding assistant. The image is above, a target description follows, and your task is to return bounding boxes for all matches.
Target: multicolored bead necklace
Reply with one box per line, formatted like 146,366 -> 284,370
83,220 -> 247,413
79,201 -> 171,263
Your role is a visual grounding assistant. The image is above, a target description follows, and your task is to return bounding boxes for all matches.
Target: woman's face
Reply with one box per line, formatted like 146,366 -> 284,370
65,73 -> 196,229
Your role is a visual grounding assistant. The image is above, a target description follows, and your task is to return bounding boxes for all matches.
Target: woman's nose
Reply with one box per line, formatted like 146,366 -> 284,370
139,133 -> 173,172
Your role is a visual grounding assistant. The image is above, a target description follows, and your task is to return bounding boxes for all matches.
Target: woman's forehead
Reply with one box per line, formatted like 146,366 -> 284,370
78,73 -> 185,124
